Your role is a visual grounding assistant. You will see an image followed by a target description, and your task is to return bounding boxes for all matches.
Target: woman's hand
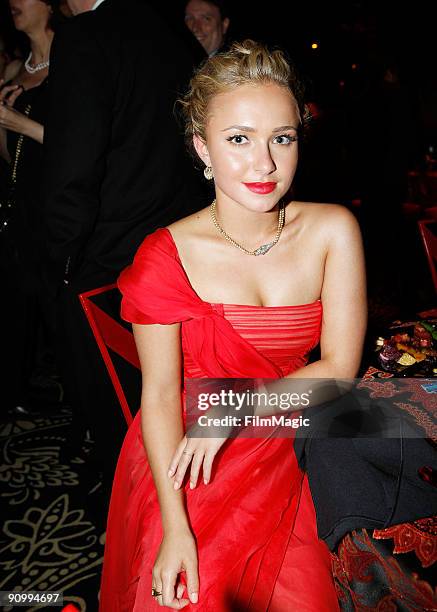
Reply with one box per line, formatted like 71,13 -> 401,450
152,529 -> 199,608
0,80 -> 23,107
0,102 -> 43,144
168,435 -> 227,489
0,103 -> 30,133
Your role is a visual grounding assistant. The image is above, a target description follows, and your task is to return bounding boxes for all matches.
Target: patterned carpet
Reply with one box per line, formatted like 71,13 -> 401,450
0,405 -> 104,612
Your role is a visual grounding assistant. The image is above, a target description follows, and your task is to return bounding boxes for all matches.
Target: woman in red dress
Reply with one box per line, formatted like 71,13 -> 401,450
99,40 -> 367,611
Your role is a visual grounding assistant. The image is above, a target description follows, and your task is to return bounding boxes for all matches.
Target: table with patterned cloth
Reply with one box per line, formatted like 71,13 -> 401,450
332,517 -> 436,611
331,312 -> 437,611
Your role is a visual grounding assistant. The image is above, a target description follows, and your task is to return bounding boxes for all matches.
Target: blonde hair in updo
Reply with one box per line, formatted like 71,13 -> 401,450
179,39 -> 307,156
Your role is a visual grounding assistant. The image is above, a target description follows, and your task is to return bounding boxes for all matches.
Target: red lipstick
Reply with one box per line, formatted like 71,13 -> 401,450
243,182 -> 277,194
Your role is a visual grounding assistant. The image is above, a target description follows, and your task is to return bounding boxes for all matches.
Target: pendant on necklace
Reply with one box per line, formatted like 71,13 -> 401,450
253,242 -> 275,256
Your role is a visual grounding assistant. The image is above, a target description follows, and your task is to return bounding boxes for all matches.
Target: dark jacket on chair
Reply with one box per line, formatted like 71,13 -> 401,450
294,389 -> 437,550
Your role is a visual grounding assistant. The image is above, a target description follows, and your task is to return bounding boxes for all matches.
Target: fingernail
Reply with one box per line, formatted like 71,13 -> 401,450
168,469 -> 174,477
204,479 -> 208,485
190,482 -> 196,489
173,481 -> 179,490
190,592 -> 198,603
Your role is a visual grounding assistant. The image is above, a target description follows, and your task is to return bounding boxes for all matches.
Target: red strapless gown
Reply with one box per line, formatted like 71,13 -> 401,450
99,229 -> 339,611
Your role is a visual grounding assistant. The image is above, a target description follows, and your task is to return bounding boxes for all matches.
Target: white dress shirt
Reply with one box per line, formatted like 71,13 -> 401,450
92,0 -> 107,9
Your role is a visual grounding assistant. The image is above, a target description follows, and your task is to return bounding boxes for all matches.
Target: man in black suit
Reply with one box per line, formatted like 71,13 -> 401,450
43,0 -> 204,510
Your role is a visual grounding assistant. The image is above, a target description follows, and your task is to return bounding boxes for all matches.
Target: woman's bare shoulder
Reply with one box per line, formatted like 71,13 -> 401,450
293,200 -> 360,234
293,200 -> 353,217
167,206 -> 213,241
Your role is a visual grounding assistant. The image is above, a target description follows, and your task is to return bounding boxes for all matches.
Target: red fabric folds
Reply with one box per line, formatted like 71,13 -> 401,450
99,228 -> 338,611
118,229 -> 282,378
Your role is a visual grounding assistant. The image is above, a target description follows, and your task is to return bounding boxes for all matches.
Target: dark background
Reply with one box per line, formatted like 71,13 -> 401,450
2,0 -> 436,308
2,0 -> 435,156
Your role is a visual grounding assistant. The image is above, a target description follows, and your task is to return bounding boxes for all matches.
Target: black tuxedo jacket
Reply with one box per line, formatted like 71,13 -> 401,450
43,0 -> 204,287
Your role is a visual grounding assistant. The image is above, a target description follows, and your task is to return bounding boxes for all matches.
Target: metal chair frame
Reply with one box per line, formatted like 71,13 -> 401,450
78,283 -> 140,426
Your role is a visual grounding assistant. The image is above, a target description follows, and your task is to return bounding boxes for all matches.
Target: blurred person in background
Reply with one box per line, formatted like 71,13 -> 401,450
184,0 -> 230,57
0,0 -> 61,414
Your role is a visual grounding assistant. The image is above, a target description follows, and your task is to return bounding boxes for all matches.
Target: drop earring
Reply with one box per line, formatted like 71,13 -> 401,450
203,166 -> 214,180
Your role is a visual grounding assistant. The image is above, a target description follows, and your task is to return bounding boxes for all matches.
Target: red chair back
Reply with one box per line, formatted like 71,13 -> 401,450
418,220 -> 437,293
424,205 -> 437,220
78,284 -> 140,426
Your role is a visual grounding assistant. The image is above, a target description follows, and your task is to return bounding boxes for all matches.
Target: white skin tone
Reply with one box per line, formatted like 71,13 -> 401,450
59,0 -> 73,17
66,0 -> 95,15
133,82 -> 367,607
0,0 -> 53,160
184,0 -> 229,56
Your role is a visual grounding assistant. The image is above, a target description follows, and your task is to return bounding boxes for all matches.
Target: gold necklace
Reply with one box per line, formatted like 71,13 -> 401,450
210,199 -> 285,256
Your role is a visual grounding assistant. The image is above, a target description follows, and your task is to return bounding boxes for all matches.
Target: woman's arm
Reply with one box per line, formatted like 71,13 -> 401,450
133,322 -> 199,608
0,104 -> 44,144
25,118 -> 44,144
288,205 -> 367,379
133,321 -> 190,531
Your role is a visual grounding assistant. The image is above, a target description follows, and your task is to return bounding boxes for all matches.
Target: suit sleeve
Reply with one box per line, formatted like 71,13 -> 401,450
43,19 -> 114,285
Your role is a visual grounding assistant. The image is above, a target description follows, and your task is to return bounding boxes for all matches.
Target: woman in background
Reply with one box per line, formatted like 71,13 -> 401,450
0,0 -> 60,411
